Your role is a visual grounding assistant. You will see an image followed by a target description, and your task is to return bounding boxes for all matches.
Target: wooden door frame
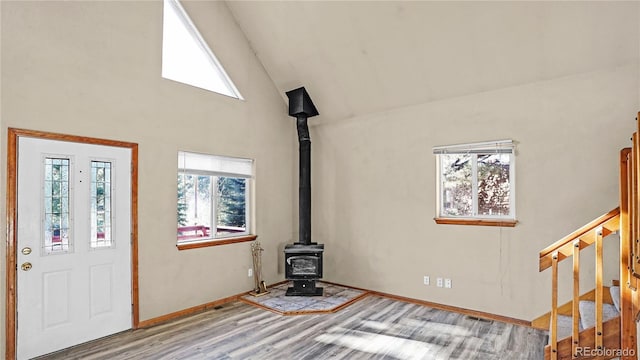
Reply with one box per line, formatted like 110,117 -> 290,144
5,128 -> 139,360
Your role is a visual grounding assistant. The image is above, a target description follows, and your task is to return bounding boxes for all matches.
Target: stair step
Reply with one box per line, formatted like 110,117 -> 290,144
610,285 -> 621,313
553,314 -> 583,341
578,300 -> 619,330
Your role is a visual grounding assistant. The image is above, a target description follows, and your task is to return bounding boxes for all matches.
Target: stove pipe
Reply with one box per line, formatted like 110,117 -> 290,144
286,87 -> 318,245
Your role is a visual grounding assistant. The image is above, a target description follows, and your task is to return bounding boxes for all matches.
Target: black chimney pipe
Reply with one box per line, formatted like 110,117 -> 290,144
286,87 -> 318,245
284,87 -> 324,297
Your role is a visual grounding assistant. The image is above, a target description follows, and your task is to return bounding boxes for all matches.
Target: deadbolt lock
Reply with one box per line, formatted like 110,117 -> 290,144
21,262 -> 32,271
21,247 -> 32,255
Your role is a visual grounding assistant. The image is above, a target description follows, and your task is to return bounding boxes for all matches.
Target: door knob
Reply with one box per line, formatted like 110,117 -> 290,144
21,247 -> 32,255
21,262 -> 32,271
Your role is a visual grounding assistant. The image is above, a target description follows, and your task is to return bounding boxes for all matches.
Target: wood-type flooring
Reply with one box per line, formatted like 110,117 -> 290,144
36,295 -> 545,360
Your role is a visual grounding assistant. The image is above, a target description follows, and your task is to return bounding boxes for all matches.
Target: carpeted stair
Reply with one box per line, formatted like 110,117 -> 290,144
549,286 -> 622,359
578,299 -> 619,330
555,314 -> 583,340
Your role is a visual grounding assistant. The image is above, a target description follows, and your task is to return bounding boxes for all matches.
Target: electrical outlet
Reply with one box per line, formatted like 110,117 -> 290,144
423,276 -> 430,285
445,278 -> 452,288
248,268 -> 253,277
436,277 -> 443,287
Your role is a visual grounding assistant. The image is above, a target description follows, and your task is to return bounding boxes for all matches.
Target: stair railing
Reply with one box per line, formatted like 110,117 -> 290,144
539,207 -> 620,360
540,113 -> 640,360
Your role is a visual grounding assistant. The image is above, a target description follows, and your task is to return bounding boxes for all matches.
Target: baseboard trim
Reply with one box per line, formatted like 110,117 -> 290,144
137,280 -> 289,328
321,280 -> 531,327
137,293 -> 240,328
138,279 -> 530,329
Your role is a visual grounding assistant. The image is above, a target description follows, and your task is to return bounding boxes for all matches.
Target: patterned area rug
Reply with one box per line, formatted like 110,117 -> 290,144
240,281 -> 367,315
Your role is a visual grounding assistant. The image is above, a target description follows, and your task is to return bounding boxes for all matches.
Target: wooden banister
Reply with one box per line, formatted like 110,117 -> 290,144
539,208 -> 620,271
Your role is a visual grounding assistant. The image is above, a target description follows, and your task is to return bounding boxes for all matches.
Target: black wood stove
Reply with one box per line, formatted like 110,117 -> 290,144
284,87 -> 324,296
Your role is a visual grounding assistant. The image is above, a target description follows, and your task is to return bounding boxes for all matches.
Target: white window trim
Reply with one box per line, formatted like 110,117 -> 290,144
434,140 -> 516,223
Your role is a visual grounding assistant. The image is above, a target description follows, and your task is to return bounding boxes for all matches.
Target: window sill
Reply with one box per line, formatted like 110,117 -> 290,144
434,218 -> 517,227
177,234 -> 257,250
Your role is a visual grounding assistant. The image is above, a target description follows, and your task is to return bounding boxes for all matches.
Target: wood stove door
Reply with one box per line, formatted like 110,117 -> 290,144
285,254 -> 322,279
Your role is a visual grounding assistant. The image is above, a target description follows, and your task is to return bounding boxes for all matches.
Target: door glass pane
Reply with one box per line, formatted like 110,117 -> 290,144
43,158 -> 71,254
91,161 -> 113,249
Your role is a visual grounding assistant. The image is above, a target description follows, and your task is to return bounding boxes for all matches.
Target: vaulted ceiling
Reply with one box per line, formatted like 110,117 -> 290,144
226,1 -> 639,123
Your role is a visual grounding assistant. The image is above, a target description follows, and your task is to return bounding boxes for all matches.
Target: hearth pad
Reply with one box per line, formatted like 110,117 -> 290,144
240,282 -> 367,315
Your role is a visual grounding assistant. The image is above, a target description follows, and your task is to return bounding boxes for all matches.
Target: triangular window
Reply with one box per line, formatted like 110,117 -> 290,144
162,0 -> 242,99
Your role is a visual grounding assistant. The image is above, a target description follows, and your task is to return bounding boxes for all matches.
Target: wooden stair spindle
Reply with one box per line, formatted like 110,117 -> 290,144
551,251 -> 559,360
595,226 -> 604,351
632,132 -> 640,358
620,147 -> 637,360
572,240 -> 580,357
629,133 -> 640,276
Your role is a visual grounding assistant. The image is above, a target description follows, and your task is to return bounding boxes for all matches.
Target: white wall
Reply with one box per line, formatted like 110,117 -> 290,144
311,63 -> 639,320
0,0 -> 293,349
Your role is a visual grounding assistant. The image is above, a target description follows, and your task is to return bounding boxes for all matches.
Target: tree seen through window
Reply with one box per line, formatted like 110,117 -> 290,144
441,153 -> 511,217
177,174 -> 246,237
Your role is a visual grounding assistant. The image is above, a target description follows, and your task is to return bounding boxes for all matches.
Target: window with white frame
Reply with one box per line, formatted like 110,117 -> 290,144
177,151 -> 253,244
433,140 -> 515,223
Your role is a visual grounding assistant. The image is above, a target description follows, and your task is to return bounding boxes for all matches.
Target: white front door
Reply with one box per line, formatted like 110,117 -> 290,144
16,137 -> 132,360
